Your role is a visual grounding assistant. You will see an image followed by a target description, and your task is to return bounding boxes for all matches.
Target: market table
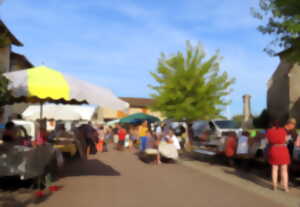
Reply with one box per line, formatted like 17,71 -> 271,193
53,143 -> 77,157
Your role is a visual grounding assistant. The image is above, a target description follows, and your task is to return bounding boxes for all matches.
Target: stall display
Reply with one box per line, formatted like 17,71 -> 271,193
0,144 -> 57,180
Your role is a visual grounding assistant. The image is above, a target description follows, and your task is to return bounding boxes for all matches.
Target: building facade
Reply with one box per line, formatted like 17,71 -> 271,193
0,20 -> 33,122
267,50 -> 300,123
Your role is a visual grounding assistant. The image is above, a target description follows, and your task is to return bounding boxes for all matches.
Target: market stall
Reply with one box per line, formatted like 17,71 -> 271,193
1,65 -> 129,184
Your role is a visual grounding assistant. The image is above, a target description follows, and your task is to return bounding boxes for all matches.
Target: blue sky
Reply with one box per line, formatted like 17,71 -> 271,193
0,0 -> 279,117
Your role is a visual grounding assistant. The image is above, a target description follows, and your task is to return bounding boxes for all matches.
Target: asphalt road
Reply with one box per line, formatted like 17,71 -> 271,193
21,149 -> 287,207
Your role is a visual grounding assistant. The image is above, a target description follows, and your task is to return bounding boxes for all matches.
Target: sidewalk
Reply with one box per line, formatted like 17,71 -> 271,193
180,154 -> 300,207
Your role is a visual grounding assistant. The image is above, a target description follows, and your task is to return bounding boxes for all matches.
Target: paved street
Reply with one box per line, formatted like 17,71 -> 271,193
16,149 -> 295,207
2,148 -> 300,207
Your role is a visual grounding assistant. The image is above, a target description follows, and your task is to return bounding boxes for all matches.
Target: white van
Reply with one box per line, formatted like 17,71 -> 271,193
191,120 -> 242,155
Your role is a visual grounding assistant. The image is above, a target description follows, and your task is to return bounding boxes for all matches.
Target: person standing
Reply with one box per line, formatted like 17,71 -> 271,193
112,124 -> 119,149
174,124 -> 186,151
266,121 -> 290,192
236,131 -> 249,155
155,123 -> 163,140
2,121 -> 18,144
284,118 -> 298,158
224,132 -> 237,166
96,125 -> 105,152
139,120 -> 149,152
165,130 -> 181,151
117,124 -> 127,151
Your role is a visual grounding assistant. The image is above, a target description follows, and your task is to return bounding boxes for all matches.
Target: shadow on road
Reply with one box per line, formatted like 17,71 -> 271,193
223,168 -> 272,189
184,152 -> 274,189
184,152 -> 229,166
58,159 -> 121,178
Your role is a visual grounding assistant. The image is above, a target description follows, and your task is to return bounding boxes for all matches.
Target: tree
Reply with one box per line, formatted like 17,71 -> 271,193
0,73 -> 10,106
253,109 -> 271,129
254,0 -> 300,61
149,41 -> 235,122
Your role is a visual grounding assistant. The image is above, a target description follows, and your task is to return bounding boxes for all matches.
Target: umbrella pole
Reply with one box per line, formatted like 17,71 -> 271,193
40,102 -> 43,120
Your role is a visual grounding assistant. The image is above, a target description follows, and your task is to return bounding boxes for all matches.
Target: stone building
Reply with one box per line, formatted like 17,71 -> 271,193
0,20 -> 33,121
267,49 -> 300,123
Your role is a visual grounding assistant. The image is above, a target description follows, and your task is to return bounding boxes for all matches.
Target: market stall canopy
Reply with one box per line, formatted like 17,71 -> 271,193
106,119 -> 120,126
3,66 -> 129,111
119,113 -> 160,124
22,104 -> 97,121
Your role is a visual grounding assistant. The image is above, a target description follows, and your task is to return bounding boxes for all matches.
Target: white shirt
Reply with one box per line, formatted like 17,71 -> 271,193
171,135 -> 181,150
237,135 -> 248,154
156,126 -> 162,135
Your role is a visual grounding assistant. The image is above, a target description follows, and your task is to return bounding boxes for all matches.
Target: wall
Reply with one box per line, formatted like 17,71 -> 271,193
0,46 -> 11,123
0,46 -> 10,72
10,64 -> 21,71
267,58 -> 291,122
288,63 -> 300,122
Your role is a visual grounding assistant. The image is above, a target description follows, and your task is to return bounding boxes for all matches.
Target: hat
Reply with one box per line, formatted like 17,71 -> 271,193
287,118 -> 297,125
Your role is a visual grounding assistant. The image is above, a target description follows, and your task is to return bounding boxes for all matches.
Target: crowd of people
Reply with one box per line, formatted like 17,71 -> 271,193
0,118 -> 186,162
92,120 -> 186,164
3,117 -> 300,193
220,118 -> 300,192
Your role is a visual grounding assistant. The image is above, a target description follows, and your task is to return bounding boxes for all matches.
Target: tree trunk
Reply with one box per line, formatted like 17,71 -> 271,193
184,122 -> 194,152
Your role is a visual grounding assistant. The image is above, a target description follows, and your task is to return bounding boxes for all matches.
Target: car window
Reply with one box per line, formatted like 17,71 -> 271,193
192,121 -> 209,141
209,122 -> 216,131
214,120 -> 240,129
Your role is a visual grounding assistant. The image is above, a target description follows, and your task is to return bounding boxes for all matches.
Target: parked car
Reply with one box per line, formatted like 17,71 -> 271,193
191,120 -> 242,155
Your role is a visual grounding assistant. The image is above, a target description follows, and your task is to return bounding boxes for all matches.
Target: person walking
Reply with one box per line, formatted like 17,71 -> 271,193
266,121 -> 290,192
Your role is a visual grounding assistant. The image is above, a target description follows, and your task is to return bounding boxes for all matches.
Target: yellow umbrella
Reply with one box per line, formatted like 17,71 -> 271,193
4,66 -> 128,118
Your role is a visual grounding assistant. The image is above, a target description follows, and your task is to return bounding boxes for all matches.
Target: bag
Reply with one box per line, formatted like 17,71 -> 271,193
294,136 -> 300,148
293,147 -> 300,161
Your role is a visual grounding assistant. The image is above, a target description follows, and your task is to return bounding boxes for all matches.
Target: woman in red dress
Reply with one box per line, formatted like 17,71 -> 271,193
266,121 -> 290,192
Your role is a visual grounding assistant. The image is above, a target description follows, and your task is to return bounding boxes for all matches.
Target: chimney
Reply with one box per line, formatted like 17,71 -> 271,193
242,94 -> 253,129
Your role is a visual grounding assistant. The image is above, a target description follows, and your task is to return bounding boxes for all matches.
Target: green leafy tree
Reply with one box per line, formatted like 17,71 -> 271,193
0,73 -> 10,106
254,0 -> 300,61
0,32 -> 11,106
149,41 -> 235,122
253,109 -> 271,129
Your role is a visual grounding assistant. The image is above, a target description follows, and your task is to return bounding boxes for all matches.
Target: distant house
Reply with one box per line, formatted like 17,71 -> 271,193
267,49 -> 300,123
0,20 -> 23,73
10,51 -> 33,71
100,97 -> 163,121
0,20 -> 33,121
